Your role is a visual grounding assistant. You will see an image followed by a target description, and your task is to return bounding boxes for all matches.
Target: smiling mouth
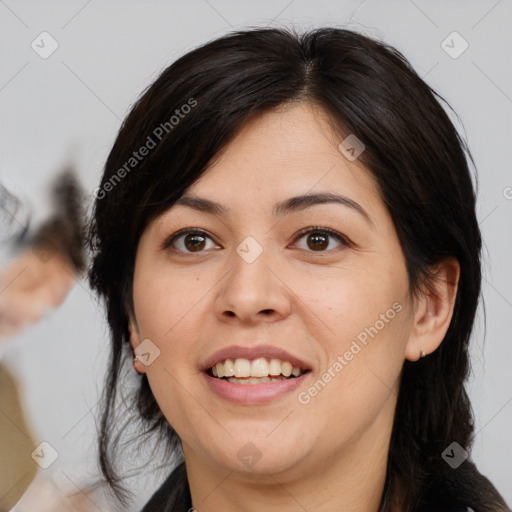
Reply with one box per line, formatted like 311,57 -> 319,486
206,357 -> 310,385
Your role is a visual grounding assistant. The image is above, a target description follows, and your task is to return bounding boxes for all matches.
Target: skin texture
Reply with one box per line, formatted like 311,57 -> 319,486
129,102 -> 460,512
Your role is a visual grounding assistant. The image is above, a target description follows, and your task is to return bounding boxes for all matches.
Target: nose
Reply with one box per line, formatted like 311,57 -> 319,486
214,242 -> 292,325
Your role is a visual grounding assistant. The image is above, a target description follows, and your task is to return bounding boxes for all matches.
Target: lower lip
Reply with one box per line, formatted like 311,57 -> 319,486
202,371 -> 311,404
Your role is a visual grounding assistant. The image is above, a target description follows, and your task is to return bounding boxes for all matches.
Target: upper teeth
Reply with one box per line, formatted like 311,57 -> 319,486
212,358 -> 303,378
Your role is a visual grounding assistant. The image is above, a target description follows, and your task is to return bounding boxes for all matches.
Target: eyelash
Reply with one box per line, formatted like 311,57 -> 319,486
164,226 -> 351,255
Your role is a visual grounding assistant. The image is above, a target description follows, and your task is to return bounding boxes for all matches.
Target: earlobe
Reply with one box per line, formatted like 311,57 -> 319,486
132,354 -> 146,375
405,258 -> 460,362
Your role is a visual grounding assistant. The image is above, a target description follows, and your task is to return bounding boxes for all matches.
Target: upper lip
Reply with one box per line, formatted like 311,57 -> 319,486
201,344 -> 312,372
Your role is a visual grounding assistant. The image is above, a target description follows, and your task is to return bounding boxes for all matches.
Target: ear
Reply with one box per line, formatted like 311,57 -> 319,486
405,257 -> 460,362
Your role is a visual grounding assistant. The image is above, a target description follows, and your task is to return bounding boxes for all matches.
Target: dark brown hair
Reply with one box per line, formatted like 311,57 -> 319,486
88,26 -> 508,511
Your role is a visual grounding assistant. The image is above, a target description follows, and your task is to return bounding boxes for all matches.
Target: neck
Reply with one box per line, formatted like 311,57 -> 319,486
183,390 -> 398,512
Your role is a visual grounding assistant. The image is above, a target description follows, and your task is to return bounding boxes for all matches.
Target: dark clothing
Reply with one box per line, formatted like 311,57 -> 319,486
422,508 -> 474,512
141,460 -> 508,512
141,462 -> 191,512
423,508 -> 474,512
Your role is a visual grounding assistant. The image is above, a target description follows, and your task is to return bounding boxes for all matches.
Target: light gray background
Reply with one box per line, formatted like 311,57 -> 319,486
1,0 -> 511,509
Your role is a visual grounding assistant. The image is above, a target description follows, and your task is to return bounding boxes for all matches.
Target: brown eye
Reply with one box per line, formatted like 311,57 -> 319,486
166,229 -> 218,254
293,227 -> 348,253
184,233 -> 206,252
306,233 -> 329,251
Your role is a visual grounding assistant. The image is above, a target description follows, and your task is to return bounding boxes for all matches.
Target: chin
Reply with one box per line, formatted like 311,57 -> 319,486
196,431 -> 313,478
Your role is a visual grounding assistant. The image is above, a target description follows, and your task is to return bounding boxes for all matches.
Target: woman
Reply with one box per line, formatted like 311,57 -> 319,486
88,27 -> 509,511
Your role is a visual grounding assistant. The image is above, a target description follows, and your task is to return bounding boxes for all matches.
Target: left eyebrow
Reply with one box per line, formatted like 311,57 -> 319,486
174,192 -> 373,226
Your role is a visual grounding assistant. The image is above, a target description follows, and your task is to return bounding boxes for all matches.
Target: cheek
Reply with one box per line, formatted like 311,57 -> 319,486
302,261 -> 411,409
132,268 -> 206,433
316,286 -> 409,392
132,259 -> 205,340
131,254 -> 215,393
307,259 -> 409,346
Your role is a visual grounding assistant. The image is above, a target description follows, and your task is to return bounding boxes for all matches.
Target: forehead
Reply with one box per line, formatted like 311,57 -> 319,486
183,102 -> 383,220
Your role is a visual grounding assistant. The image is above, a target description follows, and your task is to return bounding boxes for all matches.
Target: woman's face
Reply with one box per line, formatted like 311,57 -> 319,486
130,102 -> 419,480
